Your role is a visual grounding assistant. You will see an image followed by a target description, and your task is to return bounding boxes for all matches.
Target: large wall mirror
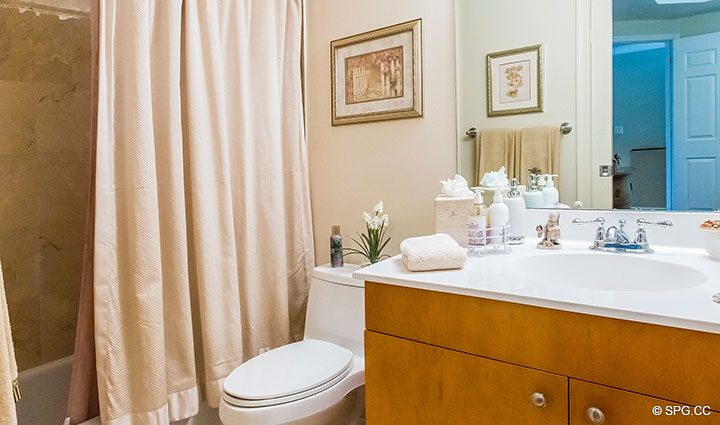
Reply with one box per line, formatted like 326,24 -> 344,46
456,0 -> 720,211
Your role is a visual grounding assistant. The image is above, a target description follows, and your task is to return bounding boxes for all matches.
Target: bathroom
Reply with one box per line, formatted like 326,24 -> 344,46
0,0 -> 719,424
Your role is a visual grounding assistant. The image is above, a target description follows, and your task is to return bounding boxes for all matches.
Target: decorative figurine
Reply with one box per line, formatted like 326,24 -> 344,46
536,212 -> 562,249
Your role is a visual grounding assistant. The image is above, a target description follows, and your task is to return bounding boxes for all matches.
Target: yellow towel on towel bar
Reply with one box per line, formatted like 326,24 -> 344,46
516,126 -> 561,189
0,260 -> 19,425
475,129 -> 516,186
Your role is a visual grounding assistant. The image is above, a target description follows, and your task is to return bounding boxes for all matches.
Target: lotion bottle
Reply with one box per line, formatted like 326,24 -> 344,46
488,188 -> 510,238
542,174 -> 559,208
523,174 -> 544,208
504,178 -> 526,244
467,188 -> 488,246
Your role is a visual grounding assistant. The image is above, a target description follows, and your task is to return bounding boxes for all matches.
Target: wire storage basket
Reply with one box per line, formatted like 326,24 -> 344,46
468,223 -> 512,255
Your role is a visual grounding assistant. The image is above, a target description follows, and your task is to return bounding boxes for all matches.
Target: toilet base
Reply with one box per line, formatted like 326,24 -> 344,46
219,385 -> 365,425
292,387 -> 364,425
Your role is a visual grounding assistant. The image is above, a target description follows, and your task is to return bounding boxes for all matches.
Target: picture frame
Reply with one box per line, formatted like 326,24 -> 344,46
331,19 -> 423,126
487,44 -> 544,117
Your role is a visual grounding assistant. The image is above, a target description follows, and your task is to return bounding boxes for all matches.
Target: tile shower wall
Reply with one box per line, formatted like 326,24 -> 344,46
0,4 -> 91,370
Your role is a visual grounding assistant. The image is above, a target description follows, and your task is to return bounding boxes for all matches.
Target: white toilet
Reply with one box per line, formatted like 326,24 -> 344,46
219,265 -> 365,425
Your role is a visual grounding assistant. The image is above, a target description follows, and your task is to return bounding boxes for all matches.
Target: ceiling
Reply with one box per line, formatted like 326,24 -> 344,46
614,0 -> 720,21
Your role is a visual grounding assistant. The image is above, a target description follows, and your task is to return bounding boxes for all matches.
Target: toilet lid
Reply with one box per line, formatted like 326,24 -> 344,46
223,339 -> 353,403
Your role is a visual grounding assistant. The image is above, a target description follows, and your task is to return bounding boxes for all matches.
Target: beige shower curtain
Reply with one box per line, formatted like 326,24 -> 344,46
93,0 -> 314,423
66,0 -> 100,423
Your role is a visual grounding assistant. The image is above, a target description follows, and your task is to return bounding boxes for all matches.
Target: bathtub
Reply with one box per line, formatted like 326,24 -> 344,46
16,356 -> 75,425
15,356 -> 221,425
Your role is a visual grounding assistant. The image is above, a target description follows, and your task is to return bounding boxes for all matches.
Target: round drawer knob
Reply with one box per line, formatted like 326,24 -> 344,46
531,392 -> 547,408
586,407 -> 605,424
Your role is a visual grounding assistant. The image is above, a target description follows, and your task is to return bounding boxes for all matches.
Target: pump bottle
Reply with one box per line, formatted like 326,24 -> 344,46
542,174 -> 559,208
488,188 -> 510,238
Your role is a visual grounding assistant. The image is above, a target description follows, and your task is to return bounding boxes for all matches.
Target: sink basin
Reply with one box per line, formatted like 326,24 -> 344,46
515,253 -> 707,292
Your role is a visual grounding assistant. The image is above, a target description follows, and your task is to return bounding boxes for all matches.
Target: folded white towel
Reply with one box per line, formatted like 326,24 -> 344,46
400,233 -> 467,272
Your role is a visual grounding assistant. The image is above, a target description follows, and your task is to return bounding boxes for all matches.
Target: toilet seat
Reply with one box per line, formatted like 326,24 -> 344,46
222,339 -> 354,408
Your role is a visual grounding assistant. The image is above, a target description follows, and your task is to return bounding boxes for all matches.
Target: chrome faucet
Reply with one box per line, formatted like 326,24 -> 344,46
571,217 -> 673,253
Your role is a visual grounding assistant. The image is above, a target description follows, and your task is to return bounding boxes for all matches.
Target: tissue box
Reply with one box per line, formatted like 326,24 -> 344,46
434,196 -> 474,248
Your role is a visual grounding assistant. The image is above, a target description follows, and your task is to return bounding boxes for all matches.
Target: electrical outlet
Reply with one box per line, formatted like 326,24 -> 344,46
599,165 -> 612,177
613,125 -> 624,135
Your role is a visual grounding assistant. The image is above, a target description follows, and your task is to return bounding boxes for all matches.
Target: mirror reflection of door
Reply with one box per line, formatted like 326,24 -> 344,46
673,32 -> 720,210
614,0 -> 720,211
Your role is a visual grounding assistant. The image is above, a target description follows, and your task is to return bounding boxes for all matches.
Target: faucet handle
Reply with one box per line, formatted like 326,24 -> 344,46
636,219 -> 673,229
572,217 -> 606,225
572,217 -> 606,247
634,219 -> 673,250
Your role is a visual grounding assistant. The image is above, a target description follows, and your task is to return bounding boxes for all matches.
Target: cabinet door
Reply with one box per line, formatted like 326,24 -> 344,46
365,331 -> 568,425
570,379 -> 720,425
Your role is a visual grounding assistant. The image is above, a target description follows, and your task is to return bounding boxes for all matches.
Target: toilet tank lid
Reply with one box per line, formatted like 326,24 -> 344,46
312,264 -> 364,288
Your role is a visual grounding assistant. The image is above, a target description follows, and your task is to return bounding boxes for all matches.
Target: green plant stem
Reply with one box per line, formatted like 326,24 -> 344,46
343,222 -> 391,264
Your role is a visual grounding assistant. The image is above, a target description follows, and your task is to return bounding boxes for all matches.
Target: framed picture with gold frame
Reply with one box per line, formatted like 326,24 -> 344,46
487,44 -> 543,117
331,19 -> 423,126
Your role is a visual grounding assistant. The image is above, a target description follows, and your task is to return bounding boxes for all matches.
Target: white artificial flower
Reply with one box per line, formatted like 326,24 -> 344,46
362,211 -> 372,224
369,216 -> 382,230
373,201 -> 384,215
382,214 -> 389,227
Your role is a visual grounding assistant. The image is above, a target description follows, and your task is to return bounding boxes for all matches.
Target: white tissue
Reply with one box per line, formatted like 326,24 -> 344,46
480,166 -> 509,188
440,174 -> 474,197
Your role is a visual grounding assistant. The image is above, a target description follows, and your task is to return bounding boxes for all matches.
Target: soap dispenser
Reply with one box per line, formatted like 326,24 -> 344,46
467,188 -> 488,246
504,179 -> 526,244
523,174 -> 544,209
542,174 -> 559,208
537,174 -> 547,192
488,188 -> 510,238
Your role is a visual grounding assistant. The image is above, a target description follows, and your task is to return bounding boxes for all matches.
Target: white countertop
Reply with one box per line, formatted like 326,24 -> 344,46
354,241 -> 720,334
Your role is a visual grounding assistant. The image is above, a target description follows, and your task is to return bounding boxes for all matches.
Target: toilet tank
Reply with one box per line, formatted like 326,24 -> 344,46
304,264 -> 365,357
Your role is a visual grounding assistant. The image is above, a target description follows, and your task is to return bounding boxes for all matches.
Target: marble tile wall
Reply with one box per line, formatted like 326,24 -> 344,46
0,5 -> 91,370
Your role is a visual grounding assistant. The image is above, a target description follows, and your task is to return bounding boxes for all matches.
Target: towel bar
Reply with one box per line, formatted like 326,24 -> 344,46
465,122 -> 573,139
559,121 -> 573,135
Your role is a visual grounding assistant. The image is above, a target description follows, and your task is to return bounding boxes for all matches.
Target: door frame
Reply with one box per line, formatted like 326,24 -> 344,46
576,0 -> 614,209
612,35 -> 675,209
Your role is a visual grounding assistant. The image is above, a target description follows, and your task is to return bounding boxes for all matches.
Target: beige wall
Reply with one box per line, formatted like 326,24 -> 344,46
0,7 -> 91,370
305,1 -> 457,264
455,0 -> 579,206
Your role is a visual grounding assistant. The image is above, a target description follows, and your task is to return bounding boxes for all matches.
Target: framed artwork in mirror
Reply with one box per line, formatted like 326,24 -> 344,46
487,44 -> 543,117
331,19 -> 423,126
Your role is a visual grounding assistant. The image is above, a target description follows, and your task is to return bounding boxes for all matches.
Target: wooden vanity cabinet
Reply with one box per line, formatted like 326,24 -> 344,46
365,282 -> 720,425
365,331 -> 568,425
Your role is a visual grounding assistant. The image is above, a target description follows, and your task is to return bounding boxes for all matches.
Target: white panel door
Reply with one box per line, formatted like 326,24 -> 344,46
673,32 -> 720,210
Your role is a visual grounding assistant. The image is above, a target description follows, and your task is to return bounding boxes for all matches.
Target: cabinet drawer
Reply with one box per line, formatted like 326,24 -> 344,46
570,379 -> 720,425
366,331 -> 568,425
